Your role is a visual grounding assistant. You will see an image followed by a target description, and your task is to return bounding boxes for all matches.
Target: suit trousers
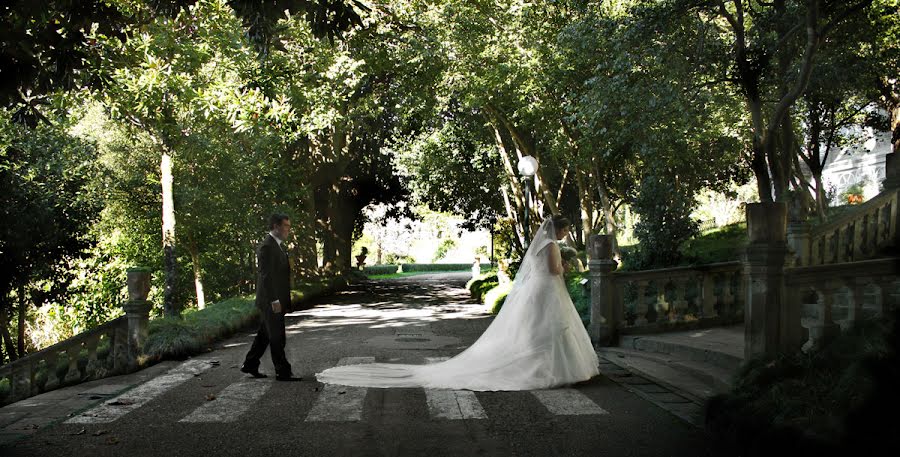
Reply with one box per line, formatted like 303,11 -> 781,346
243,306 -> 292,376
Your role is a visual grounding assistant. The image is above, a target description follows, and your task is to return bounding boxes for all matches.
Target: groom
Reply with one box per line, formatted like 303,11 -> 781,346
240,213 -> 300,381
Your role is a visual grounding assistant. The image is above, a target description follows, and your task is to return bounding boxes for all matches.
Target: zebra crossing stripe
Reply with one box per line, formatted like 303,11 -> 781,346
179,378 -> 271,423
424,357 -> 487,420
305,357 -> 374,422
66,359 -> 216,424
531,388 -> 608,416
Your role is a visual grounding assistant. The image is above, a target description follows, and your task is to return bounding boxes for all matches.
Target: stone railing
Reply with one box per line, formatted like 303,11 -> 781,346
0,317 -> 128,403
789,187 -> 900,266
0,268 -> 154,405
609,262 -> 744,333
785,258 -> 899,352
589,197 -> 899,360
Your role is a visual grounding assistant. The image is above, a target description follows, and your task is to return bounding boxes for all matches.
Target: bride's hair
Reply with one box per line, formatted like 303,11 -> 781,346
551,215 -> 571,231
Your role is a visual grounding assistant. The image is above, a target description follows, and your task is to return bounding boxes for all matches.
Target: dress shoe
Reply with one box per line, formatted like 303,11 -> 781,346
275,374 -> 302,382
240,365 -> 268,378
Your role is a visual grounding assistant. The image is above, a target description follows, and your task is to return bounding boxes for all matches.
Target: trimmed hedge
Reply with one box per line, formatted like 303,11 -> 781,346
364,263 -> 492,275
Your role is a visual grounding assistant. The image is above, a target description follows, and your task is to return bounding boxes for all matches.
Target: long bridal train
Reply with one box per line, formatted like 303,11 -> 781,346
315,218 -> 599,391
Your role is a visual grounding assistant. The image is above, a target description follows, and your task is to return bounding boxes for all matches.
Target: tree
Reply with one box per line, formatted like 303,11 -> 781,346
0,114 -> 102,362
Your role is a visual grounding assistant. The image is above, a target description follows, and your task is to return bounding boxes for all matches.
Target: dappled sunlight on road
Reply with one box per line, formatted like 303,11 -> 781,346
282,275 -> 493,335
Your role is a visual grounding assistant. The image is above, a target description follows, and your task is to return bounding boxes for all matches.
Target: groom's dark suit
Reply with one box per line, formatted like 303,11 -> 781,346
243,233 -> 293,377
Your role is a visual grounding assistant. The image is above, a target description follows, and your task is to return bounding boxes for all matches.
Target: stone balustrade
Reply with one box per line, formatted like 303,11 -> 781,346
785,258 -> 899,352
589,199 -> 899,361
0,269 -> 153,405
613,262 -> 745,329
587,234 -> 744,346
799,189 -> 900,266
0,317 -> 128,404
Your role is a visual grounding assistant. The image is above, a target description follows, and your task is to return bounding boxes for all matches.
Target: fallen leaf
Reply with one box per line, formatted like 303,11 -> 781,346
201,384 -> 216,388
338,390 -> 346,395
205,394 -> 216,401
93,430 -> 108,436
105,436 -> 119,445
107,400 -> 134,406
70,428 -> 86,436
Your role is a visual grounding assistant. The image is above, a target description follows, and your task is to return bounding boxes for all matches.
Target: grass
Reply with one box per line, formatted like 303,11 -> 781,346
706,312 -> 900,456
618,222 -> 747,270
142,276 -> 347,362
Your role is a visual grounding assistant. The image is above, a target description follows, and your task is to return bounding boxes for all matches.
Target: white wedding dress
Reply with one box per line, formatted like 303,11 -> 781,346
315,219 -> 600,391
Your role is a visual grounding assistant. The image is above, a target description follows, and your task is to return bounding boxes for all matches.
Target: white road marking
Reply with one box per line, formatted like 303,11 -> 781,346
66,359 -> 216,424
531,388 -> 609,416
424,357 -> 487,420
179,378 -> 271,423
305,357 -> 374,422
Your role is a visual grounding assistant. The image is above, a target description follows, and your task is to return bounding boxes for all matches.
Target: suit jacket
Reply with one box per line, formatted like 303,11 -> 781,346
255,234 -> 292,311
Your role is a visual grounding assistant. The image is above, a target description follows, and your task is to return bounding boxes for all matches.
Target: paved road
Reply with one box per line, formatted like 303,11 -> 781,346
1,273 -> 715,457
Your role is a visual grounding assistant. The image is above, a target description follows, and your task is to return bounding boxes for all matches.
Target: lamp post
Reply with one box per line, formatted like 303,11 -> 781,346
517,156 -> 538,247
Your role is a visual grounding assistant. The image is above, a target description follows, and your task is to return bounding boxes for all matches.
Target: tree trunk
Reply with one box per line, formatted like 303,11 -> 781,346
575,168 -> 593,254
294,190 -> 319,277
485,113 -> 526,231
187,238 -> 205,310
17,285 -> 25,356
161,151 -> 179,318
0,304 -> 16,361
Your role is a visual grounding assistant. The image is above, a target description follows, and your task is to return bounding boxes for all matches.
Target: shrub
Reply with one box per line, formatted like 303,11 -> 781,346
706,313 -> 899,457
466,271 -> 499,301
363,265 -> 401,275
484,282 -> 513,314
565,272 -> 590,328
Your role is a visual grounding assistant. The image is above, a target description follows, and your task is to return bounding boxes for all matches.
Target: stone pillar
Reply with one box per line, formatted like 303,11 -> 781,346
882,152 -> 900,189
588,234 -> 619,346
743,203 -> 802,360
123,268 -> 153,364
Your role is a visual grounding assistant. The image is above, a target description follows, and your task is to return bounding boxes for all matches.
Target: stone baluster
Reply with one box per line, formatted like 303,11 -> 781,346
64,344 -> 82,383
588,234 -> 619,346
722,272 -> 736,318
701,274 -> 717,319
875,278 -> 896,317
44,352 -> 60,391
853,218 -> 866,260
10,362 -> 31,400
744,202 -> 803,359
85,336 -> 100,378
787,221 -> 811,267
635,280 -> 649,326
811,234 -> 823,266
655,279 -> 669,322
672,277 -> 689,321
803,282 -> 842,352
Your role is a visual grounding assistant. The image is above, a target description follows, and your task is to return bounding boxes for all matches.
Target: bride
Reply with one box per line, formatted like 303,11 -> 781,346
315,215 -> 600,391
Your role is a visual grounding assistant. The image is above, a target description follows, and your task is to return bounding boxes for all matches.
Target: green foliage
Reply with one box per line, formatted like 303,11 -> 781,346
484,282 -> 513,314
363,265 -> 402,276
467,270 -> 499,302
565,272 -> 590,328
631,176 -> 700,269
679,223 -> 747,266
707,314 -> 899,456
432,238 -> 458,262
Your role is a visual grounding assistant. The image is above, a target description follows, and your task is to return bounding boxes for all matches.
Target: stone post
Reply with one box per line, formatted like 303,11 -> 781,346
588,234 -> 619,346
123,269 -> 153,364
743,203 -> 802,360
882,152 -> 900,189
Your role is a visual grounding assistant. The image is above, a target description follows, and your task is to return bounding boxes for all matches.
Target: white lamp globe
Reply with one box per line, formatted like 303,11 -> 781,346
517,156 -> 539,177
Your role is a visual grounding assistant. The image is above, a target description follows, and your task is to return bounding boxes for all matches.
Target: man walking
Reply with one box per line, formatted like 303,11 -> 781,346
241,213 -> 299,381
